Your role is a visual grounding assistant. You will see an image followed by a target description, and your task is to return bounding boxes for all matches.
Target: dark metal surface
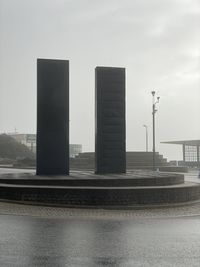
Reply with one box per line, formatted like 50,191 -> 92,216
95,67 -> 126,174
37,59 -> 69,175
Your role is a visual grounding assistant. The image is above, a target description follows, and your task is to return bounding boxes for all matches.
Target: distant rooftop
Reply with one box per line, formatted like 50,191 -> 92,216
161,140 -> 200,146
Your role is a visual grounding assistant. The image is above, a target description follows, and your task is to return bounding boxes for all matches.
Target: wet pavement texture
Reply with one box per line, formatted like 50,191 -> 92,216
0,214 -> 200,267
0,168 -> 200,266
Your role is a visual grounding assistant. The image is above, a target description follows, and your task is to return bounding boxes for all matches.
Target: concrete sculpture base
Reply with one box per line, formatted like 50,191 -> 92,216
0,171 -> 200,207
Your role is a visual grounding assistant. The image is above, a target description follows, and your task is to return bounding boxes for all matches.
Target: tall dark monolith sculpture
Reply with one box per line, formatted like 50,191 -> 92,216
37,59 -> 69,175
95,66 -> 126,174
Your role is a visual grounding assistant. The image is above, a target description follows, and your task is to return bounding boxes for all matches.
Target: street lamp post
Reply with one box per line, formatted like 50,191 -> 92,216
143,125 -> 148,152
151,91 -> 160,171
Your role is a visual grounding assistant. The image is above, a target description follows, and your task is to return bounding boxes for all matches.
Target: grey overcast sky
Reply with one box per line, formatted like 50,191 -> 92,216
0,0 -> 200,160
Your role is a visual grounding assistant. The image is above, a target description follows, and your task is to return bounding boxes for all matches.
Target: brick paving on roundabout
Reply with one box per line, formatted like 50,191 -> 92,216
0,200 -> 200,220
0,168 -> 200,220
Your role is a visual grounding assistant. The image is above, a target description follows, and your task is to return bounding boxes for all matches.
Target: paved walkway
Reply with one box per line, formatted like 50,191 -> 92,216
1,199 -> 200,219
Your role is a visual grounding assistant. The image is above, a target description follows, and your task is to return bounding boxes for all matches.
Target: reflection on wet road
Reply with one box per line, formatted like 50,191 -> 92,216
0,214 -> 200,267
0,168 -> 200,266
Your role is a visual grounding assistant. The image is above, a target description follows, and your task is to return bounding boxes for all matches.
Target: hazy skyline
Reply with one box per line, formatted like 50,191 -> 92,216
0,0 -> 200,160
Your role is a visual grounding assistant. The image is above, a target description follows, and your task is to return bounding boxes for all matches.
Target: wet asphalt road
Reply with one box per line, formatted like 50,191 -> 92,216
0,168 -> 200,266
0,214 -> 200,267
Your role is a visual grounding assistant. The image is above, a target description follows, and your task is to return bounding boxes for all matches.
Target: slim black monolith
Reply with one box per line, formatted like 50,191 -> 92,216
95,66 -> 126,174
37,59 -> 69,175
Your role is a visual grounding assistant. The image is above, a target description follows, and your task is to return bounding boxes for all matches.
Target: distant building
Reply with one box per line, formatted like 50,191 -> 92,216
161,140 -> 200,167
8,133 -> 36,153
70,144 -> 82,158
8,133 -> 82,158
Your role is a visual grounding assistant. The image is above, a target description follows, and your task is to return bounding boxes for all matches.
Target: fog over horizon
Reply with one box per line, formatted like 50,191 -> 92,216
0,0 -> 200,161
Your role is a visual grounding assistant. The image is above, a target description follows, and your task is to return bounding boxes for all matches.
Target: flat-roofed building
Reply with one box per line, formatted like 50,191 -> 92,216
161,140 -> 200,167
70,144 -> 82,158
8,133 -> 82,158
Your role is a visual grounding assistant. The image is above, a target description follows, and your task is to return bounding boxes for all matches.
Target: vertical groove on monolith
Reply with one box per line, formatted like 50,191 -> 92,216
37,59 -> 69,175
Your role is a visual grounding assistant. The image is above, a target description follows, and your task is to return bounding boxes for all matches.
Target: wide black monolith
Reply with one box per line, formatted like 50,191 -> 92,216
37,59 -> 69,175
95,66 -> 126,174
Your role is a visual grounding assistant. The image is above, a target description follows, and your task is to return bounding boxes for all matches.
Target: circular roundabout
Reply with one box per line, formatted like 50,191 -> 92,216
0,170 -> 200,208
